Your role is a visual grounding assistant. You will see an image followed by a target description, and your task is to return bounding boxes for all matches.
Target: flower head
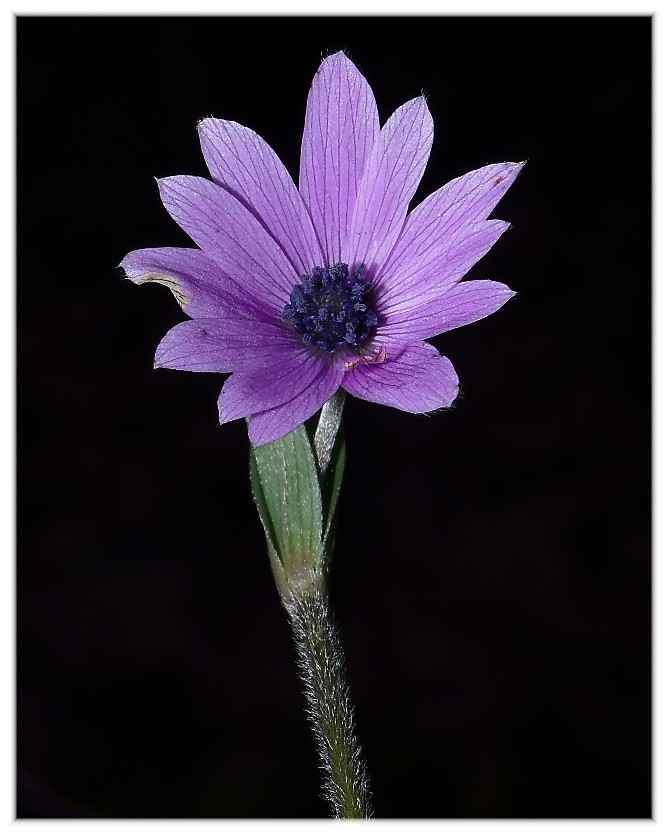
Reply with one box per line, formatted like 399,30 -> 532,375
121,52 -> 522,446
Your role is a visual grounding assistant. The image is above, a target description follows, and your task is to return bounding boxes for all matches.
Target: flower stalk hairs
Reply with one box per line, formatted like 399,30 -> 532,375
121,52 -> 521,818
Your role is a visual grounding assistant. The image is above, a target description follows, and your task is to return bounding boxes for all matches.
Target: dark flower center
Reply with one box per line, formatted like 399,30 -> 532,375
282,262 -> 378,354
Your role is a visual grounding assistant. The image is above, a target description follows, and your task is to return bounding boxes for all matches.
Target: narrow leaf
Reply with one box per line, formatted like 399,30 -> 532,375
251,424 -> 324,573
322,431 -> 346,549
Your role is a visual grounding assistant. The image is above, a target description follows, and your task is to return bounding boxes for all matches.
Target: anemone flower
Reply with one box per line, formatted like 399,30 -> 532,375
121,51 -> 522,446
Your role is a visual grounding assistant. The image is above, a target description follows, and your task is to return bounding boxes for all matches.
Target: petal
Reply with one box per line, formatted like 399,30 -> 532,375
299,52 -> 380,265
218,350 -> 328,424
378,280 -> 516,342
342,341 -> 459,413
158,176 -> 298,312
120,246 -> 273,320
154,318 -> 298,373
248,363 -> 345,446
377,220 -> 510,316
345,97 -> 433,276
199,119 -> 323,274
376,161 -> 524,304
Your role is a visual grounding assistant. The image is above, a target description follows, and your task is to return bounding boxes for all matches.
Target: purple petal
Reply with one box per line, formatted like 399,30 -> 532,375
158,176 -> 298,312
247,363 -> 345,446
379,280 -> 516,342
376,220 -> 510,316
199,119 -> 323,275
218,350 -> 328,425
345,97 -> 433,276
376,161 -> 523,304
120,246 -> 273,320
299,52 -> 380,266
154,318 -> 299,373
342,341 -> 459,413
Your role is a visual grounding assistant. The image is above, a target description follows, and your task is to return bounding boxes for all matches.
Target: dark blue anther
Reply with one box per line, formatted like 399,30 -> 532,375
282,263 -> 378,353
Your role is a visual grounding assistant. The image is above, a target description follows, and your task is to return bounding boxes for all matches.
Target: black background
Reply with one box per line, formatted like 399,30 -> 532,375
17,16 -> 651,818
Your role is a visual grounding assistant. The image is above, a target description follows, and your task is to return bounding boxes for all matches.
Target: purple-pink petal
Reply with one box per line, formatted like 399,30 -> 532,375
248,363 -> 345,446
154,318 -> 299,374
157,175 -> 298,312
376,161 -> 523,304
125,56 -> 521,447
341,341 -> 458,413
198,118 -> 323,275
378,279 -> 516,342
218,351 -> 328,424
376,220 -> 510,315
345,96 -> 433,277
299,52 -> 380,266
120,246 -> 273,320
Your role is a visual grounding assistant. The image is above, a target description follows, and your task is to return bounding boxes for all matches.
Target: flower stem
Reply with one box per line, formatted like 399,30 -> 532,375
283,579 -> 372,819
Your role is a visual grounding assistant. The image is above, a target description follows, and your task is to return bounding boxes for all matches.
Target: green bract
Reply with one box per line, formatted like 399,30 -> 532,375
250,405 -> 345,598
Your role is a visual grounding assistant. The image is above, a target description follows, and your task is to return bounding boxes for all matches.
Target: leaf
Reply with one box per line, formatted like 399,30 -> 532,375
249,449 -> 280,558
313,390 -> 346,474
321,430 -> 346,551
251,424 -> 324,575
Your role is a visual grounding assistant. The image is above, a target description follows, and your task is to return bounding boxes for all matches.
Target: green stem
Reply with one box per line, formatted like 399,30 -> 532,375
283,580 -> 372,819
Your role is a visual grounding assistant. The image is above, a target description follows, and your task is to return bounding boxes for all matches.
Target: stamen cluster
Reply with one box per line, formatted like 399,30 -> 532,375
282,263 -> 378,353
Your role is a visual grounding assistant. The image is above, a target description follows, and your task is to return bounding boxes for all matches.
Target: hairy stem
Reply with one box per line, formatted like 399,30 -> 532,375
283,583 -> 372,819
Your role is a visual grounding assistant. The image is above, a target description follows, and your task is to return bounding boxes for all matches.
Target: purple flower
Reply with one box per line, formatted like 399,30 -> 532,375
121,52 -> 522,446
